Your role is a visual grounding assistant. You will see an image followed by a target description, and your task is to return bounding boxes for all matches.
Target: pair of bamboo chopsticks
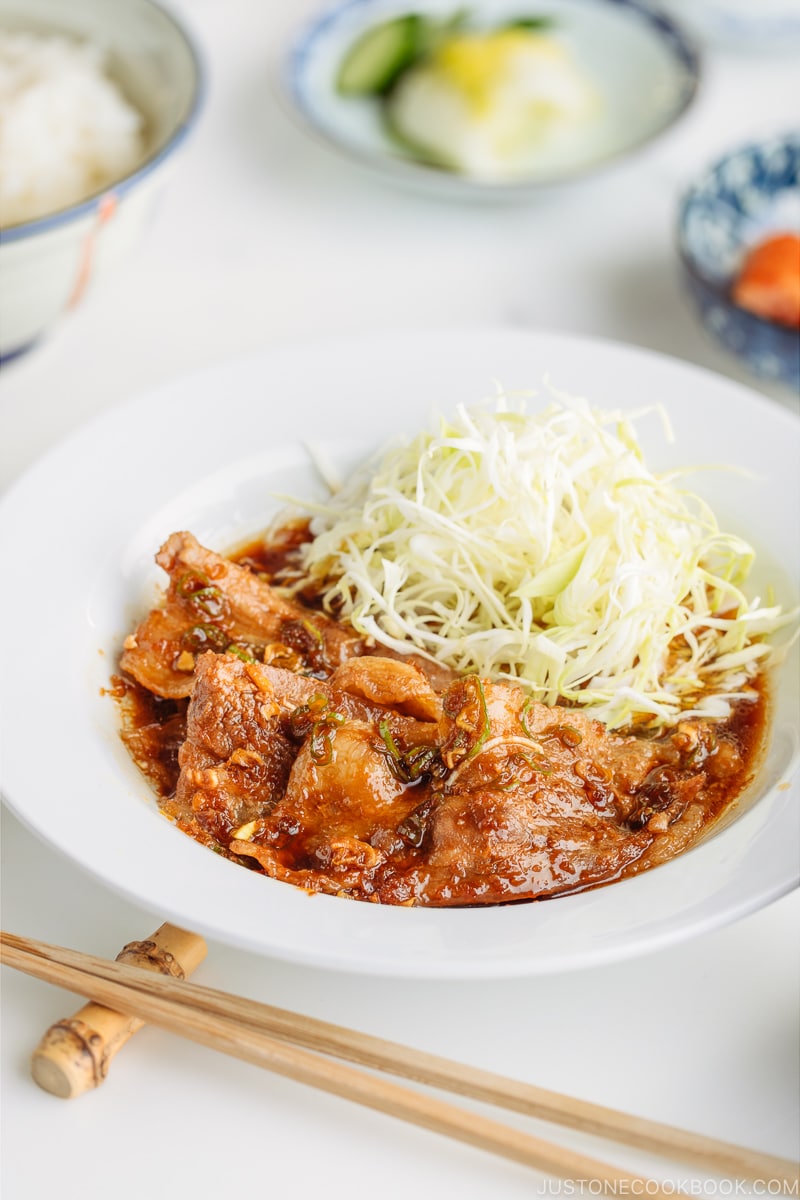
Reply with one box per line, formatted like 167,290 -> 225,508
2,930 -> 797,1192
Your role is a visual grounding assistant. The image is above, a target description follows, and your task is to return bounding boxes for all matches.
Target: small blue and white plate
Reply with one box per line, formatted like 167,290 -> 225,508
677,132 -> 800,391
280,0 -> 700,198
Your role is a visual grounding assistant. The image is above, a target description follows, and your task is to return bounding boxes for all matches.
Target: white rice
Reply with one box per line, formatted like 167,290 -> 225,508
0,31 -> 145,227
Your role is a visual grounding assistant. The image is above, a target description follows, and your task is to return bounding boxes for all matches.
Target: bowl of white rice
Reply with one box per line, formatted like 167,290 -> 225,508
0,0 -> 203,360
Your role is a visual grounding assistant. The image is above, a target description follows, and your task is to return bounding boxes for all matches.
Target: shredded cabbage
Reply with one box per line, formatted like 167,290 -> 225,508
293,390 -> 796,729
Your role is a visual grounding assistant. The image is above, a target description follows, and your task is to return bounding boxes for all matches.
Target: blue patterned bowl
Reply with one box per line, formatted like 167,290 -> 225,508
677,132 -> 800,391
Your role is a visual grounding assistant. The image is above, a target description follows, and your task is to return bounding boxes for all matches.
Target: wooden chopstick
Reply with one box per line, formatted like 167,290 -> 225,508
2,931 -> 797,1189
2,932 -> 663,1193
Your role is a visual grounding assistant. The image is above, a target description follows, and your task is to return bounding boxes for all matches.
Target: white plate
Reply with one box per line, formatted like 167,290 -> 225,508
1,329 -> 798,977
280,0 -> 700,197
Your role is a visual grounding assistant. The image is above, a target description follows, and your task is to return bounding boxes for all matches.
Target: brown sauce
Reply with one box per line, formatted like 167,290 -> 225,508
234,521 -> 313,583
116,677 -> 188,798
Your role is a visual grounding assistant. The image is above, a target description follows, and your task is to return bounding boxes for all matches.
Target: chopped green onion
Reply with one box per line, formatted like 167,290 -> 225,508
379,719 -> 442,782
309,723 -> 336,765
519,696 -> 537,740
379,717 -> 402,760
518,749 -> 552,776
177,569 -> 210,596
301,620 -> 324,646
404,745 -> 439,780
547,723 -> 583,747
227,643 -> 256,663
289,693 -> 346,764
177,571 -> 225,617
182,624 -> 229,653
466,676 -> 489,760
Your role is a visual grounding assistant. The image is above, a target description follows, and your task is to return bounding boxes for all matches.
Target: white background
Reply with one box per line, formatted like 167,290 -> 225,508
1,2 -> 798,1198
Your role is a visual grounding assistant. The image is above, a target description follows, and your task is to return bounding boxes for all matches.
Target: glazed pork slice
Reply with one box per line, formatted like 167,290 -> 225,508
121,531 -> 366,699
380,684 -> 713,904
164,653 -> 297,850
232,719 -> 429,896
169,652 -> 441,856
229,673 -> 716,905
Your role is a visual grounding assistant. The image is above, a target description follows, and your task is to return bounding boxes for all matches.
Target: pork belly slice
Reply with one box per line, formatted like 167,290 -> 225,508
376,771 -> 706,906
385,685 -> 710,905
121,530 -> 366,699
170,652 -> 441,856
328,657 -> 441,722
230,676 -> 710,905
163,653 -> 297,851
231,720 -> 427,896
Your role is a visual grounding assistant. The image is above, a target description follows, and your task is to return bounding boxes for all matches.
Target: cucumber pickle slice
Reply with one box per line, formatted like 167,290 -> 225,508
336,15 -> 423,95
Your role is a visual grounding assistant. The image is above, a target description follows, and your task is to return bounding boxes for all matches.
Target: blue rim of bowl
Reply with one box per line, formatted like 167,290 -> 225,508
0,0 -> 206,245
282,0 -> 702,193
675,132 -> 800,342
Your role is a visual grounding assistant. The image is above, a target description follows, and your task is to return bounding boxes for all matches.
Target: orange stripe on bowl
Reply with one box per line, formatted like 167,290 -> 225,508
68,193 -> 119,308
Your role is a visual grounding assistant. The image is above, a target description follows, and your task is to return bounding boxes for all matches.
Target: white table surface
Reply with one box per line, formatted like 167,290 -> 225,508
1,3 -> 798,1198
